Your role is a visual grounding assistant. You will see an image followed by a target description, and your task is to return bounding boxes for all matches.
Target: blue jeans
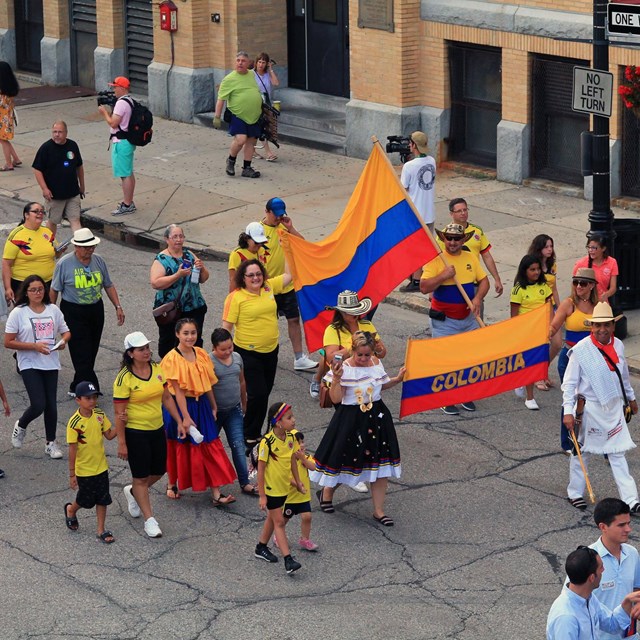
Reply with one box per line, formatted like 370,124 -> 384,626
558,346 -> 572,451
217,404 -> 249,486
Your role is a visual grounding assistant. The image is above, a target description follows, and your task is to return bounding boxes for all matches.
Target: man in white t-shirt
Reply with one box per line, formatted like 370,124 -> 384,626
98,76 -> 136,216
399,131 -> 436,292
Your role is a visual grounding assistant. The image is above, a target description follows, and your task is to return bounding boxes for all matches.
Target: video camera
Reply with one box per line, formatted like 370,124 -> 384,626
386,135 -> 412,164
96,90 -> 117,108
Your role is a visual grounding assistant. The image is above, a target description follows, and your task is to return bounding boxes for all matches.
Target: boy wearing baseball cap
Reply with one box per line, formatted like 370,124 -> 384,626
65,381 -> 117,543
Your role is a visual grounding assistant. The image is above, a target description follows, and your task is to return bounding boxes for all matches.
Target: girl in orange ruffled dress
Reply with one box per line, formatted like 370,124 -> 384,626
161,318 -> 237,505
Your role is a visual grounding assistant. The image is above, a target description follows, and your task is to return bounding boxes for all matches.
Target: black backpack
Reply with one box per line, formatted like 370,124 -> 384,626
115,96 -> 153,146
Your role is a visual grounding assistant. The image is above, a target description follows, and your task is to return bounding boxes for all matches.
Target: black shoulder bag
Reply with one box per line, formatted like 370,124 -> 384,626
598,348 -> 633,423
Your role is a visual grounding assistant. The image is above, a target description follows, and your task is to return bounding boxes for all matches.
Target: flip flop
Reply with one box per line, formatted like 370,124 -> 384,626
535,381 -> 550,391
241,484 -> 259,496
64,502 -> 79,531
0,166 -> 14,172
211,493 -> 236,507
12,161 -> 22,167
96,530 -> 115,544
166,484 -> 180,499
373,514 -> 394,526
266,154 -> 278,162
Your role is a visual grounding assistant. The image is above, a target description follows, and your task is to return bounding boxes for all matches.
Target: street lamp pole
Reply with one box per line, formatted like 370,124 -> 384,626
588,0 -> 614,249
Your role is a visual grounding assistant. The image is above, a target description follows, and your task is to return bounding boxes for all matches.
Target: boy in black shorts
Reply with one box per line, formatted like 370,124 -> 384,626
65,381 -> 117,543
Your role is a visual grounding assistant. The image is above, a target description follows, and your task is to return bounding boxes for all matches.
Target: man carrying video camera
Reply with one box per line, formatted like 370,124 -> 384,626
399,131 -> 436,292
98,76 -> 136,216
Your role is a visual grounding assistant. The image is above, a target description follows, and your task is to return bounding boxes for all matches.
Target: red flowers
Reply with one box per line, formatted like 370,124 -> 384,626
619,65 -> 640,111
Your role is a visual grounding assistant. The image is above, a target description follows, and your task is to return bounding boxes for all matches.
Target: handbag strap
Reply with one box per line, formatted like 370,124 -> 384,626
598,348 -> 629,405
254,71 -> 271,105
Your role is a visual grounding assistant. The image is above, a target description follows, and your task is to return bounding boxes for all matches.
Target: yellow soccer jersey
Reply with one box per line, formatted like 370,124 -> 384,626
261,222 -> 294,293
258,430 -> 299,497
66,408 -> 112,477
113,362 -> 166,431
510,282 -> 552,315
286,454 -> 312,504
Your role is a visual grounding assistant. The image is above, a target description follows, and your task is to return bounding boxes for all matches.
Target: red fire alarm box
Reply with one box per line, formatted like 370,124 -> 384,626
159,0 -> 178,32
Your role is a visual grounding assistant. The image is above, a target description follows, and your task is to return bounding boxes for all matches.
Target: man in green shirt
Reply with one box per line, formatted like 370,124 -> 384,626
213,51 -> 263,179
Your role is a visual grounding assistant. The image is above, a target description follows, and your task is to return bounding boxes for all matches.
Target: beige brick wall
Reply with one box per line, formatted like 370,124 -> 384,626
0,0 -> 15,30
501,48 -> 529,123
97,0 -> 124,50
44,0 -> 69,39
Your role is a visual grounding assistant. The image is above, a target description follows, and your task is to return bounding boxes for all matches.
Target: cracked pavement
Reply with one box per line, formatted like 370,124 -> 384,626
1,224 -> 638,639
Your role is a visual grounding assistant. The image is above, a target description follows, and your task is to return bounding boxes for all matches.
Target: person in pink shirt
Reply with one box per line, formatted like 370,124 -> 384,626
573,234 -> 618,304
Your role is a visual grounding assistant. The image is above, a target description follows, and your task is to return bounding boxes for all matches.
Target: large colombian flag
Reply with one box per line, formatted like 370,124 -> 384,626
400,304 -> 550,418
280,141 -> 439,353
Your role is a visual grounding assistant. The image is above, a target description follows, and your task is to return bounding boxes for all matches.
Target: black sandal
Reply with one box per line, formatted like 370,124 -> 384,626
97,530 -> 115,544
373,514 -> 394,527
64,502 -> 79,531
316,489 -> 334,513
567,497 -> 587,511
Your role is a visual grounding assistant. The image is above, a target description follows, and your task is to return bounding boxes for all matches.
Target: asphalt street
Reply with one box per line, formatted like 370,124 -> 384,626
1,212 -> 640,639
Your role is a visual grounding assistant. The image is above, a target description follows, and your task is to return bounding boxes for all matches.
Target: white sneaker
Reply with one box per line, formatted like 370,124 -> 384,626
294,355 -> 318,371
45,441 -> 63,459
514,387 -> 526,399
124,484 -> 141,518
525,399 -> 540,410
350,481 -> 369,493
144,516 -> 162,538
11,420 -> 26,448
188,425 -> 204,444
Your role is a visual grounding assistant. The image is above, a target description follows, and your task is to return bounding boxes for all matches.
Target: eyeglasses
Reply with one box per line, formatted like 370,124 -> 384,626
27,287 -> 45,294
451,208 -> 469,214
169,234 -> 185,240
573,280 -> 592,287
244,272 -> 263,279
586,245 -> 600,251
29,209 -> 45,214
443,235 -> 463,241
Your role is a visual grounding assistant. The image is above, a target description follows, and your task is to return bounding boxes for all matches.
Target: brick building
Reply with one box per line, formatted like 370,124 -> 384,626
3,1 -> 640,196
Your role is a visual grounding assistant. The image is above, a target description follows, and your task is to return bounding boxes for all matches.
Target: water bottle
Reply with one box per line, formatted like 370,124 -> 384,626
188,425 -> 204,444
190,264 -> 200,284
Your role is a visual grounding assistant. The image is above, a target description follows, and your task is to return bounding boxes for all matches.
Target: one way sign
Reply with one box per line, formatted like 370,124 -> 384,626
608,2 -> 640,35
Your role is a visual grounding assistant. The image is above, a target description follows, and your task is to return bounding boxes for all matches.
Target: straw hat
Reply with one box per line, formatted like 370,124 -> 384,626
572,267 -> 597,283
435,223 -> 474,244
325,290 -> 372,316
585,301 -> 623,324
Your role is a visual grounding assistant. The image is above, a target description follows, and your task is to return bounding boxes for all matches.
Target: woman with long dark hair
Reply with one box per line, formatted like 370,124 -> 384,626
0,61 -> 21,171
4,274 -> 70,458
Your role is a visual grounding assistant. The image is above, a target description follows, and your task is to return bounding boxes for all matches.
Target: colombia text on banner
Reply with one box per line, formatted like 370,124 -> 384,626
400,304 -> 550,417
280,142 -> 439,353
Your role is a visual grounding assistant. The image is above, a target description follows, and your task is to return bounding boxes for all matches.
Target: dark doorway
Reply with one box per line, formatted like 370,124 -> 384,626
532,55 -> 589,186
287,0 -> 349,97
15,0 -> 44,73
448,43 -> 502,167
621,102 -> 640,197
70,0 -> 97,89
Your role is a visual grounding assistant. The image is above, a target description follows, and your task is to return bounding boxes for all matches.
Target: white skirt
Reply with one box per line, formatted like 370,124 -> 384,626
579,399 -> 635,455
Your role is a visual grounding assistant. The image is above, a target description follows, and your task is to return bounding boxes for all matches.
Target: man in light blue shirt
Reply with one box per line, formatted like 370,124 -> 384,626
591,498 -> 640,639
547,546 -> 640,639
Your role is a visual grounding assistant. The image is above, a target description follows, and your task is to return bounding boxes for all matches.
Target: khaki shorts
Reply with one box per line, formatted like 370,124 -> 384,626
47,195 -> 81,225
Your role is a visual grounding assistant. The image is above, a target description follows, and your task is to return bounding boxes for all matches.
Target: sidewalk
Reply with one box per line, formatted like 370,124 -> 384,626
2,95 -> 640,370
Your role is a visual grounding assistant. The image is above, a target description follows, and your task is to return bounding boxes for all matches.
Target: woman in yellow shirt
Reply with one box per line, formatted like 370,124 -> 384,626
222,259 -> 292,449
2,203 -> 59,305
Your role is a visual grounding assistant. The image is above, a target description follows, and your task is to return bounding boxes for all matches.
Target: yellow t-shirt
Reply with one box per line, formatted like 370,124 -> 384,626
227,246 -> 268,272
286,453 -> 312,504
3,224 -> 56,282
113,362 -> 167,431
66,408 -> 112,477
258,429 -> 300,497
261,222 -> 294,293
222,275 -> 285,352
510,282 -> 553,315
322,319 -> 379,350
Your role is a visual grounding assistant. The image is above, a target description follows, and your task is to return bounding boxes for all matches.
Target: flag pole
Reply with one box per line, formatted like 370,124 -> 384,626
371,136 -> 485,329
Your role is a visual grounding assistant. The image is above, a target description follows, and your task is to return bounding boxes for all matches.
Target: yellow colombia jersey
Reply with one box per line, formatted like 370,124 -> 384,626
2,224 -> 56,282
258,430 -> 299,497
510,282 -> 552,315
286,453 -> 312,504
113,362 -> 166,431
66,408 -> 112,477
227,245 -> 268,271
260,222 -> 294,293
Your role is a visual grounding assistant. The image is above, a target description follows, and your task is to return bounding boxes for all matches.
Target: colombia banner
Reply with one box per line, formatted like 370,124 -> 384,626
400,304 -> 550,417
280,141 -> 439,353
